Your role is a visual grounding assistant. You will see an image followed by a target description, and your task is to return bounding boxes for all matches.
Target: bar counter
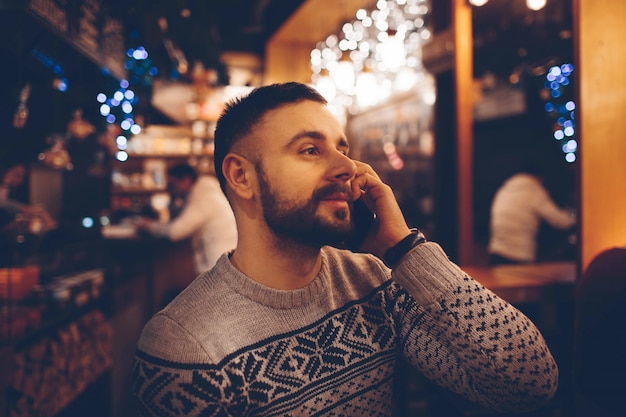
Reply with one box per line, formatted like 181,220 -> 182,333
462,261 -> 577,304
0,228 -> 197,417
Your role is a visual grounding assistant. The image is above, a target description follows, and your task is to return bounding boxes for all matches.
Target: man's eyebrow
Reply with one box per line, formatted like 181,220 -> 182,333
286,130 -> 350,148
286,130 -> 324,145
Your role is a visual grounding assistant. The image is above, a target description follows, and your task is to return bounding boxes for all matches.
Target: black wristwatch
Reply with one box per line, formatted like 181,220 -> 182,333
382,228 -> 426,268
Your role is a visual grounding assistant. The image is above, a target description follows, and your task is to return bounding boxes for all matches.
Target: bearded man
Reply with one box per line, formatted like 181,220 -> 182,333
133,82 -> 558,417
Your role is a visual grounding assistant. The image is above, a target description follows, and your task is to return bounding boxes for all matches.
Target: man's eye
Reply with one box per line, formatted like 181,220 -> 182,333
302,147 -> 319,155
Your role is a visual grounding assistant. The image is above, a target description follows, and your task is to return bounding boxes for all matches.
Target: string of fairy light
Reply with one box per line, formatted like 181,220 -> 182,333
542,63 -> 576,163
96,9 -> 573,168
96,45 -> 158,162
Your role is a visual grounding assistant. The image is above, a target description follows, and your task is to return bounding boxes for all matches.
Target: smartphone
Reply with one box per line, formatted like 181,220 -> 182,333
342,199 -> 376,251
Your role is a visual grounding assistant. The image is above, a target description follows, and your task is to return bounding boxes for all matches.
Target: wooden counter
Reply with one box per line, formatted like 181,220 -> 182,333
461,261 -> 577,305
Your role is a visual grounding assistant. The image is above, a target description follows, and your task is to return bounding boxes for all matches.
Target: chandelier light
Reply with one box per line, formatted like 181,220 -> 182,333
315,69 -> 337,101
526,0 -> 547,11
311,0 -> 433,118
355,67 -> 378,107
468,0 -> 548,10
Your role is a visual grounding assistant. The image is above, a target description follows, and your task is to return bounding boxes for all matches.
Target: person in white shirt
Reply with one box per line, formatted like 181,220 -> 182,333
135,163 -> 237,274
488,163 -> 575,264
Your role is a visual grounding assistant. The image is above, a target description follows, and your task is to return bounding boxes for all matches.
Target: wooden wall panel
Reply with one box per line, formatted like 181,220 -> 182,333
264,42 -> 313,84
265,0 -> 374,83
576,0 -> 626,270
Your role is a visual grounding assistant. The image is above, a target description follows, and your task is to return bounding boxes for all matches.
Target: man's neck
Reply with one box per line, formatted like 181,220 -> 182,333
229,235 -> 323,290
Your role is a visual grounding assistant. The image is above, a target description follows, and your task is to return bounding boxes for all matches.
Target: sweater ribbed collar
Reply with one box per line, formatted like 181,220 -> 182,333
213,250 -> 330,309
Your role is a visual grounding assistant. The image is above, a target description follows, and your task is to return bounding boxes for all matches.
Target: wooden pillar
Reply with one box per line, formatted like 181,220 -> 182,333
453,0 -> 474,265
575,0 -> 626,271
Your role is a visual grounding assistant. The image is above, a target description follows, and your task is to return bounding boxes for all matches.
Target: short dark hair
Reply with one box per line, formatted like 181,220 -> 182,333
213,82 -> 327,194
167,163 -> 198,182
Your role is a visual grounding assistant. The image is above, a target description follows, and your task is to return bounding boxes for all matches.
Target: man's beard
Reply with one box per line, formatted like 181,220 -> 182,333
255,162 -> 355,248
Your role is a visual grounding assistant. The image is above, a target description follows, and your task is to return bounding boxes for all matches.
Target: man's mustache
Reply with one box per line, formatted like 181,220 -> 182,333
312,183 -> 353,202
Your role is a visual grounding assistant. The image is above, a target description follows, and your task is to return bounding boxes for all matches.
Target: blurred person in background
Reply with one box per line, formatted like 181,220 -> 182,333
0,162 -> 56,232
487,161 -> 575,265
134,162 -> 237,275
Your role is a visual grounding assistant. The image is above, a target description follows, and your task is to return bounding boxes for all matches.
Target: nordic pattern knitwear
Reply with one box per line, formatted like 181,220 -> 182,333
133,242 -> 558,416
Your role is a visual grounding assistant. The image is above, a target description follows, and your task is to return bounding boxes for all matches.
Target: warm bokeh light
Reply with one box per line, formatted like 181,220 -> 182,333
310,0 -> 432,117
526,0 -> 547,11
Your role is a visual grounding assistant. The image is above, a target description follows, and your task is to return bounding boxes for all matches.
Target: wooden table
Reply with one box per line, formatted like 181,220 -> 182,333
461,261 -> 577,304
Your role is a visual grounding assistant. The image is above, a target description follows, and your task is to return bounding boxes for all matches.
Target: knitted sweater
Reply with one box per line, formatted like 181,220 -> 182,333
133,242 -> 558,416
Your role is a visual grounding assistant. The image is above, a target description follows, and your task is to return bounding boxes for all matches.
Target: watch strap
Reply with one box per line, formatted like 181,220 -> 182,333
382,228 -> 426,268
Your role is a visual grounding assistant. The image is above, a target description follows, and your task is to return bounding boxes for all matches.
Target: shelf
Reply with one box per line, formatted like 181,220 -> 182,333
109,125 -> 216,215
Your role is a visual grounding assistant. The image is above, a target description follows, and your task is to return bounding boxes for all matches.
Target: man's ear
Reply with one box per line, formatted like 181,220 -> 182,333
222,153 -> 255,200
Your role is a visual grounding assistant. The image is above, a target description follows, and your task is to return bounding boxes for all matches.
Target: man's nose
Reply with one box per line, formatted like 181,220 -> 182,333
329,151 -> 357,181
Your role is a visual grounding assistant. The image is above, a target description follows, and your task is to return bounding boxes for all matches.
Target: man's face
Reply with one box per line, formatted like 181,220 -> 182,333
245,100 -> 358,248
256,160 -> 354,247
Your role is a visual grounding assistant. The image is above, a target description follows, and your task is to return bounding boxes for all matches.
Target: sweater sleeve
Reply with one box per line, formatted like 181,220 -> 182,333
390,242 -> 559,413
133,313 -> 227,417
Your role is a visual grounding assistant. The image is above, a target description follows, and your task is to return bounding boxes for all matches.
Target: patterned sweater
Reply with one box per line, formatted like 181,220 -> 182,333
133,242 -> 558,416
